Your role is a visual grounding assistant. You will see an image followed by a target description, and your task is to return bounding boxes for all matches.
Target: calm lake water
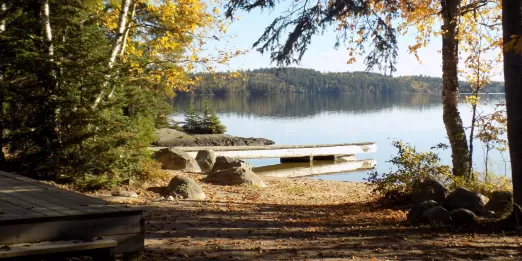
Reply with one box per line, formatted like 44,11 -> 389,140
171,93 -> 509,182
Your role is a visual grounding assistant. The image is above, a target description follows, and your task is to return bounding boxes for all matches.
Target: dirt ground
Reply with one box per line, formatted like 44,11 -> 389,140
98,172 -> 522,261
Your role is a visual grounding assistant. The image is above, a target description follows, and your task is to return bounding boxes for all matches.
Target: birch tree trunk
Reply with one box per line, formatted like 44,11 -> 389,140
440,0 -> 471,178
502,0 -> 522,205
108,0 -> 137,99
0,1 -> 6,33
93,0 -> 131,109
119,0 -> 136,57
40,0 -> 54,60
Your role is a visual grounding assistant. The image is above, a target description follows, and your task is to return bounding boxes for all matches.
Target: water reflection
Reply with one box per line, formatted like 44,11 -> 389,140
171,93 -> 508,181
173,93 -> 451,118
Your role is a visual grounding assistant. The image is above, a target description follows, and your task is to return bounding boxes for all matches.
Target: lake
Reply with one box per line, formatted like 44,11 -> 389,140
171,93 -> 509,182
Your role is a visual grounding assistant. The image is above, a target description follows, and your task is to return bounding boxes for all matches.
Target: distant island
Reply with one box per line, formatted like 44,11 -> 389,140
184,68 -> 504,95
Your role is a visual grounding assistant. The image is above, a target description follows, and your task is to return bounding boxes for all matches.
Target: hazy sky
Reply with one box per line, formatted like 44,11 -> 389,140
211,6 -> 504,81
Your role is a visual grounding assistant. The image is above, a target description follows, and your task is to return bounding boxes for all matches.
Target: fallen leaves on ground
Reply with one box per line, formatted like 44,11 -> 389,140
96,172 -> 522,260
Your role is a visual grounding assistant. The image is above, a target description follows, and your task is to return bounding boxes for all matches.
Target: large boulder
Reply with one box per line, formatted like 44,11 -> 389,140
154,148 -> 201,172
450,208 -> 478,227
407,200 -> 439,224
166,175 -> 206,200
205,167 -> 266,187
421,206 -> 451,225
211,156 -> 252,172
443,187 -> 489,215
195,150 -> 216,173
486,191 -> 513,216
412,178 -> 446,204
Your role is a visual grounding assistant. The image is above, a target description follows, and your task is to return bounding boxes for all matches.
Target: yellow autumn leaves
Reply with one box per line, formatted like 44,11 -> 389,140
99,0 -> 241,97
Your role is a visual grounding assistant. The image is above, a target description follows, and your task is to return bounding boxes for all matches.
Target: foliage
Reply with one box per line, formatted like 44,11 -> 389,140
224,0 -> 399,74
449,173 -> 512,198
366,139 -> 512,198
182,99 -> 226,134
366,140 -> 451,196
0,0 -> 233,189
188,68 -> 505,95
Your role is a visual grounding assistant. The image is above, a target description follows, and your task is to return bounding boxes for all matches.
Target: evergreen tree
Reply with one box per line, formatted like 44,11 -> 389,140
183,100 -> 200,132
209,110 -> 226,134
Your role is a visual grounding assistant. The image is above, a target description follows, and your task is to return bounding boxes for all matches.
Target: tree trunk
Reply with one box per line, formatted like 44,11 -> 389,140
119,0 -> 136,57
0,1 -> 6,33
108,0 -> 137,99
440,0 -> 470,178
39,0 -> 54,60
502,0 -> 522,205
93,0 -> 131,109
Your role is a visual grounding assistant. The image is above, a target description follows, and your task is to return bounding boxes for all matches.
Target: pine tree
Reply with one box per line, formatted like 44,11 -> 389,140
201,98 -> 213,133
183,100 -> 199,132
209,110 -> 226,134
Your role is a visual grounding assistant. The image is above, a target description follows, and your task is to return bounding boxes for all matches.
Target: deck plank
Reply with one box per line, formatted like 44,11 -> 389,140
0,171 -> 144,255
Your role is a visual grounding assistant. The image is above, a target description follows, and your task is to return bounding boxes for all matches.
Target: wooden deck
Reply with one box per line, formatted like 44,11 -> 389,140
0,171 -> 144,260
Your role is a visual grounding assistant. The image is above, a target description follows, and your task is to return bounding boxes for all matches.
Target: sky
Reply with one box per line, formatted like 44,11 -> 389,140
208,4 -> 504,81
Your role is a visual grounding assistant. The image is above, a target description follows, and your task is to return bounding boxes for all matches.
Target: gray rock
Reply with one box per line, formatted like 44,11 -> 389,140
152,128 -> 274,147
196,150 -> 216,173
166,175 -> 206,200
111,191 -> 138,198
211,156 -> 252,172
407,200 -> 439,224
166,195 -> 175,201
486,191 -> 513,215
153,196 -> 166,202
450,208 -> 478,227
421,206 -> 451,224
443,187 -> 489,215
154,148 -> 201,172
412,178 -> 446,204
205,167 -> 266,187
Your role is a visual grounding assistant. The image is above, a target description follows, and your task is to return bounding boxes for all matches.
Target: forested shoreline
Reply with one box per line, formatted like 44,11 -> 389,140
187,68 -> 505,95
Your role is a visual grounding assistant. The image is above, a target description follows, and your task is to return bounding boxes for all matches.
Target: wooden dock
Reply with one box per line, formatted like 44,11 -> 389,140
153,142 -> 376,160
253,157 -> 376,178
0,171 -> 144,260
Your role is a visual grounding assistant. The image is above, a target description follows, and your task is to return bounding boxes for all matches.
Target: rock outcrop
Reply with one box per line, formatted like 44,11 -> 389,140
153,128 -> 275,147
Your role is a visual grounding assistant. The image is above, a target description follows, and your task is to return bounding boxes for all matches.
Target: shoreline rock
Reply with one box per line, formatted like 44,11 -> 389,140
152,128 -> 275,147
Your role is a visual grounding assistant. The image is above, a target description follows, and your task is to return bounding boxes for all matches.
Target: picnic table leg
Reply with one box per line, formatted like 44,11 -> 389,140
123,251 -> 142,261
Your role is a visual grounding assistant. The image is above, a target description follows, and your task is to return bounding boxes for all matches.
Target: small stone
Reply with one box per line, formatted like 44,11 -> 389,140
111,191 -> 138,198
153,196 -> 166,202
167,195 -> 175,201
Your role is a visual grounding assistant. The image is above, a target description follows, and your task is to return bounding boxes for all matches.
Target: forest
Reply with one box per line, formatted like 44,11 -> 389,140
188,68 -> 505,95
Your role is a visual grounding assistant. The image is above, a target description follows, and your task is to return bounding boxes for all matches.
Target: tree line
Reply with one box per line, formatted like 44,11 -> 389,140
188,68 -> 505,95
